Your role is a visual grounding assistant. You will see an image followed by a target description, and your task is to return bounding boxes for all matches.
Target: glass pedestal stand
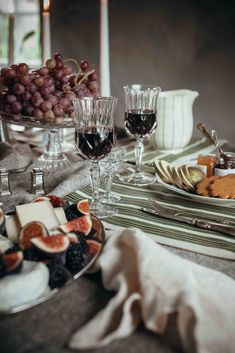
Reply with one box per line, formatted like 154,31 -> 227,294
34,129 -> 70,171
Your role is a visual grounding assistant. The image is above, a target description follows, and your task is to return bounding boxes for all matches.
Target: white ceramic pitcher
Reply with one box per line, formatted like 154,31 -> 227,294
151,89 -> 199,152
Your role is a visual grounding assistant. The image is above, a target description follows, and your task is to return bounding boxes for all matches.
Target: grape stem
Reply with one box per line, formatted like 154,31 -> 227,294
64,58 -> 95,86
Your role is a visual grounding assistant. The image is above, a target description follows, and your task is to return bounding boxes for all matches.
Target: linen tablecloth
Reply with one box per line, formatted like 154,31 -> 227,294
66,137 -> 235,260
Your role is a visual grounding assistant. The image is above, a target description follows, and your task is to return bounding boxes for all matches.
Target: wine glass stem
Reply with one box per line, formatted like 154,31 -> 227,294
135,138 -> 144,174
46,129 -> 62,158
90,161 -> 101,206
104,174 -> 113,203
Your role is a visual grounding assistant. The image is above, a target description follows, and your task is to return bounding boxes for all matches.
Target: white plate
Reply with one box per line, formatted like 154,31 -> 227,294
155,174 -> 235,207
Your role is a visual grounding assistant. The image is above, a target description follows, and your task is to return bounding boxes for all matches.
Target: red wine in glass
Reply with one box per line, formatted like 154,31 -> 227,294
75,126 -> 114,160
124,109 -> 157,138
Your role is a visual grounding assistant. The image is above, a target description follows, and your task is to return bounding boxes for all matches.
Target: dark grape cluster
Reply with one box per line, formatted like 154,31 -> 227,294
0,53 -> 99,123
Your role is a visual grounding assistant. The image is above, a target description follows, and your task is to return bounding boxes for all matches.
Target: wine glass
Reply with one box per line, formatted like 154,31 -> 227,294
100,146 -> 126,204
73,96 -> 117,219
119,84 -> 161,186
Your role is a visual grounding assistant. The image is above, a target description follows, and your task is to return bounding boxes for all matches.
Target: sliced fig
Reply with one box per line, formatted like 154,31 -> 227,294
67,233 -> 79,243
87,239 -> 102,256
59,215 -> 92,235
31,196 -> 50,203
0,210 -> 6,234
19,221 -> 48,250
31,234 -> 70,255
47,195 -> 66,208
2,251 -> 23,274
77,199 -> 90,215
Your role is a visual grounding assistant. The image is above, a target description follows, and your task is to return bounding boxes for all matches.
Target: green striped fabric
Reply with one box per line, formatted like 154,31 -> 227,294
66,137 -> 235,260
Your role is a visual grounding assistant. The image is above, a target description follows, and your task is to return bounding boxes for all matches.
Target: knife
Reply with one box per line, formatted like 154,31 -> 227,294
140,207 -> 235,237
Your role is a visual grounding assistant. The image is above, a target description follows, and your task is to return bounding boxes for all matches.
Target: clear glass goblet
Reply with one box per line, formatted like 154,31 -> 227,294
119,84 -> 161,186
100,146 -> 126,204
73,96 -> 117,219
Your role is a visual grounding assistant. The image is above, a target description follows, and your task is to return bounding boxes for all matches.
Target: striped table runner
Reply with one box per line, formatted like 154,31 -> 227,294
66,137 -> 235,260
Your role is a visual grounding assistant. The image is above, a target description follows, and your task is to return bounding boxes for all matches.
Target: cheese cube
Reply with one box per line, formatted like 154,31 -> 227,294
16,201 -> 59,230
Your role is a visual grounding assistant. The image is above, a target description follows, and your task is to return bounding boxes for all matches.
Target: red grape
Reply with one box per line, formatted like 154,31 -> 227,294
23,104 -> 34,116
40,85 -> 51,97
56,60 -> 64,69
5,68 -> 16,78
32,108 -> 43,119
25,84 -> 35,94
12,83 -> 25,95
46,58 -> 56,69
18,63 -> 29,75
53,69 -> 64,81
49,84 -> 56,93
54,53 -> 63,61
20,91 -> 32,101
11,101 -> 23,113
34,76 -> 45,87
20,75 -> 31,85
48,94 -> 58,105
59,97 -> 69,108
63,65 -> 72,75
38,66 -> 49,76
88,72 -> 98,81
6,94 -> 17,104
40,100 -> 52,112
80,60 -> 89,70
44,110 -> 55,121
53,104 -> 64,116
87,81 -> 99,92
31,96 -> 43,108
64,91 -> 76,100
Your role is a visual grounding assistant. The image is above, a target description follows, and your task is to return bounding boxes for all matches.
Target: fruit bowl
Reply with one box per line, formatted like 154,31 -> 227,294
0,110 -> 75,129
0,196 -> 105,314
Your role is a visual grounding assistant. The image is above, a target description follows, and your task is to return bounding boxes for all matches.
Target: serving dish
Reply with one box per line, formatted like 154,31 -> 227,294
155,173 -> 235,207
0,198 -> 105,315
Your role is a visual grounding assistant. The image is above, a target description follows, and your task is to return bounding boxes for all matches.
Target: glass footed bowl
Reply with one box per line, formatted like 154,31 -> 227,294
0,111 -> 76,171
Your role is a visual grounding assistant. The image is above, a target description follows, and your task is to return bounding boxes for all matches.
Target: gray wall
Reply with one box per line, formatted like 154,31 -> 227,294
51,0 -> 235,145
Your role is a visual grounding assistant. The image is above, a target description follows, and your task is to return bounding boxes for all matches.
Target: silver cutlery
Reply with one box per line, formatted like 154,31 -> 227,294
148,198 -> 235,227
140,207 -> 235,237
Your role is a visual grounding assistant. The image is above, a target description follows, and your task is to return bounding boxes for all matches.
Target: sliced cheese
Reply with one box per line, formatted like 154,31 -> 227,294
54,207 -> 67,225
16,200 -> 59,231
5,214 -> 21,242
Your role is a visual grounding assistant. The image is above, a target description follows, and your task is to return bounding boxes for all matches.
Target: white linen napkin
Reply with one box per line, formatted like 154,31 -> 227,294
69,228 -> 235,353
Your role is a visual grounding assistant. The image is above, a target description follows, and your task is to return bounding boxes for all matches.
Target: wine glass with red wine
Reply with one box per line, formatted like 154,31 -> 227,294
73,96 -> 117,218
120,84 -> 161,185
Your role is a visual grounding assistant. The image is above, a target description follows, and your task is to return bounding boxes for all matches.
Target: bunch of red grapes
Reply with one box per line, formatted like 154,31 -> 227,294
0,53 -> 99,123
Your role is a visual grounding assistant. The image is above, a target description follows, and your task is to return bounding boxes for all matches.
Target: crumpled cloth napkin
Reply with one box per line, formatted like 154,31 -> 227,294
69,228 -> 235,353
0,141 -> 91,212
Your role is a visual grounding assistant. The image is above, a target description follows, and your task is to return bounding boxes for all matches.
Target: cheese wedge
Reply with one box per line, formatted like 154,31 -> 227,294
16,200 -> 59,230
54,207 -> 67,225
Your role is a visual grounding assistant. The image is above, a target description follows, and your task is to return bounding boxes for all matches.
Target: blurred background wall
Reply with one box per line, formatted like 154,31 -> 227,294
51,0 -> 235,143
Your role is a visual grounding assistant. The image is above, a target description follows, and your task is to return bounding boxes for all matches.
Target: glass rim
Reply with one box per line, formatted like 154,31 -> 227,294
123,84 -> 161,91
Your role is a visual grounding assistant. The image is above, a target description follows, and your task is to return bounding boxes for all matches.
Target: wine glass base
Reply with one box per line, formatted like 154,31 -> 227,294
34,153 -> 71,171
90,203 -> 118,219
119,172 -> 156,186
100,192 -> 121,204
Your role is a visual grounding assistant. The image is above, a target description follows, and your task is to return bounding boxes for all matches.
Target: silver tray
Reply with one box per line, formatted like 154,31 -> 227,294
0,214 -> 105,315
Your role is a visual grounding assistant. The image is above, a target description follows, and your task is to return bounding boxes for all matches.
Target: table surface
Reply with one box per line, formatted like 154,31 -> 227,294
0,137 -> 235,353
